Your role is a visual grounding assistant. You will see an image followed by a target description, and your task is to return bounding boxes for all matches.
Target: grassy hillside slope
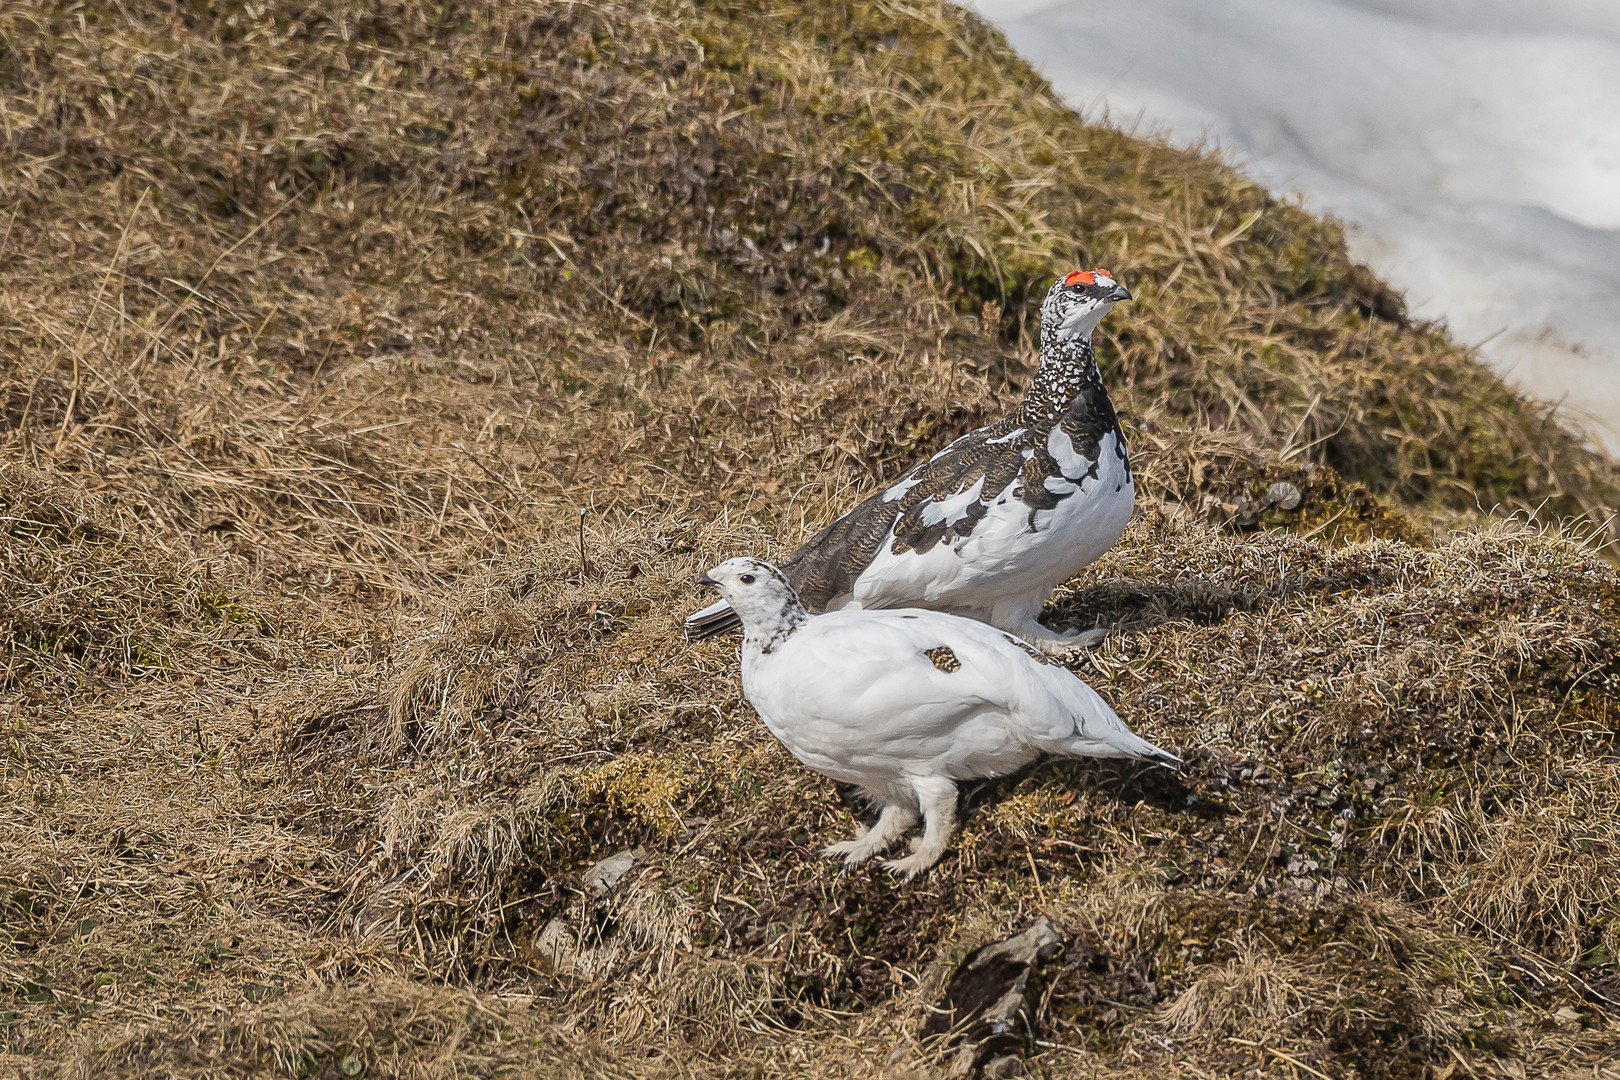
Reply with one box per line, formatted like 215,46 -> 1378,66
3,1 -> 1619,1077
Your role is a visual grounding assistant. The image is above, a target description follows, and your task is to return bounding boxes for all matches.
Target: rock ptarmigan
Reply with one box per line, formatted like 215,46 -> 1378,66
697,557 -> 1179,879
688,269 -> 1135,655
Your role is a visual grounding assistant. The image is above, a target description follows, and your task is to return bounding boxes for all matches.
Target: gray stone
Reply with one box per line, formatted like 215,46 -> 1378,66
534,917 -> 576,972
1263,480 -> 1304,511
583,846 -> 645,895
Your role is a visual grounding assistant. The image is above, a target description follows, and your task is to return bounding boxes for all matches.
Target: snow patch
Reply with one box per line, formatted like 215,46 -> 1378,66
970,0 -> 1620,451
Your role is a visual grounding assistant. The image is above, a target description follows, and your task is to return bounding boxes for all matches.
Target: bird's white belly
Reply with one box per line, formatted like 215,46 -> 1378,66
746,687 -> 1044,789
851,430 -> 1133,610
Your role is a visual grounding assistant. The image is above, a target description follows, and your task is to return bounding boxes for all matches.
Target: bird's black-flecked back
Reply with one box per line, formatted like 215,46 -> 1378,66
775,279 -> 1131,611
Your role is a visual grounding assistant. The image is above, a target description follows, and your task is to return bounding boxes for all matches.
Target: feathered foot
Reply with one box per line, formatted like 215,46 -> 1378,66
822,803 -> 917,866
881,777 -> 958,880
1009,621 -> 1111,657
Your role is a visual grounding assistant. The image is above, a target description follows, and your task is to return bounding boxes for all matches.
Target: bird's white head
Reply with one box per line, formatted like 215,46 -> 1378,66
1040,268 -> 1132,346
696,557 -> 808,645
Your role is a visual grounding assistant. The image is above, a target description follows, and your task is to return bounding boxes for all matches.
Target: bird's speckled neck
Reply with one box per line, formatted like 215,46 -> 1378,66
744,596 -> 808,655
1017,334 -> 1110,428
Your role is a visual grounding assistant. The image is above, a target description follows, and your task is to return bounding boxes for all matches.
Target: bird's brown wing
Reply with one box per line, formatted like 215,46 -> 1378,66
777,485 -> 905,611
781,422 -> 1061,610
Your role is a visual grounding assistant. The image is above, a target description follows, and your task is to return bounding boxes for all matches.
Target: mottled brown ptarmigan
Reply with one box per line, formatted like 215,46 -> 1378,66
687,269 -> 1135,655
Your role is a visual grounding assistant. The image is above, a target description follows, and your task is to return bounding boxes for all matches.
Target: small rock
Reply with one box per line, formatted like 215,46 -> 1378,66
1262,480 -> 1303,511
584,847 -> 645,895
534,917 -> 576,972
1232,496 -> 1259,529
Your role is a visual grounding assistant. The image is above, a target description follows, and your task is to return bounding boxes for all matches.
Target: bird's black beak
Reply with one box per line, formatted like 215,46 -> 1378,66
695,572 -> 718,588
1111,284 -> 1133,302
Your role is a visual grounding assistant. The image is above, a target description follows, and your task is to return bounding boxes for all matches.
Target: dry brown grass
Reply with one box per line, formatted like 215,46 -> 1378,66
5,0 -> 1620,1077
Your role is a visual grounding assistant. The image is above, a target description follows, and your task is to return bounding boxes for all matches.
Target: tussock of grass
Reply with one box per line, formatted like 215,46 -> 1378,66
0,465 -> 298,715
1161,942 -> 1313,1039
79,979 -> 651,1079
4,0 -> 1620,1077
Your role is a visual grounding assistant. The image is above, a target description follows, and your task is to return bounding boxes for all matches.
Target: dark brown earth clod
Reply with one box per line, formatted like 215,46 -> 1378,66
922,917 -> 1065,1078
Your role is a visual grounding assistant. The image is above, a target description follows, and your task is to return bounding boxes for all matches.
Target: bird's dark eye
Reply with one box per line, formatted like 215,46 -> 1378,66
739,573 -> 756,584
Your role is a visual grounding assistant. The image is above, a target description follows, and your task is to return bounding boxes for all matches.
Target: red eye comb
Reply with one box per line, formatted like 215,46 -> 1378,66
1063,270 -> 1095,286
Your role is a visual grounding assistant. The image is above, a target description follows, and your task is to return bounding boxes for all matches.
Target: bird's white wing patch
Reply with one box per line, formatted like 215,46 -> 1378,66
883,474 -> 924,502
795,609 -> 1143,752
881,613 -> 1154,753
918,476 -> 987,527
1046,426 -> 1096,479
743,607 -> 1171,803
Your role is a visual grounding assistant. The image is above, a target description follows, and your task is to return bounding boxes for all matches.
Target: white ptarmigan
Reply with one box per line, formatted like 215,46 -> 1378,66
687,269 -> 1135,655
697,557 -> 1178,879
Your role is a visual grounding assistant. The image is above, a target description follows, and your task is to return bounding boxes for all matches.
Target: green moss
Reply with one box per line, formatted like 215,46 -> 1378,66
197,592 -> 269,633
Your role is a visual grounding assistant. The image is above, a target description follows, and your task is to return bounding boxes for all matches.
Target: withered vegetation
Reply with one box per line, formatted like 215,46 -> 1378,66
2,0 -> 1619,1077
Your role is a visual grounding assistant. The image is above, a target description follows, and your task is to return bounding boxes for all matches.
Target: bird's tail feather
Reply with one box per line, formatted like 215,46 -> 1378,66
1059,731 -> 1180,768
685,597 -> 742,640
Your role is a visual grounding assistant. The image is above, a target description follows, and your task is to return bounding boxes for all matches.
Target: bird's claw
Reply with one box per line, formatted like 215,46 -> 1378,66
881,853 -> 932,880
822,834 -> 887,866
